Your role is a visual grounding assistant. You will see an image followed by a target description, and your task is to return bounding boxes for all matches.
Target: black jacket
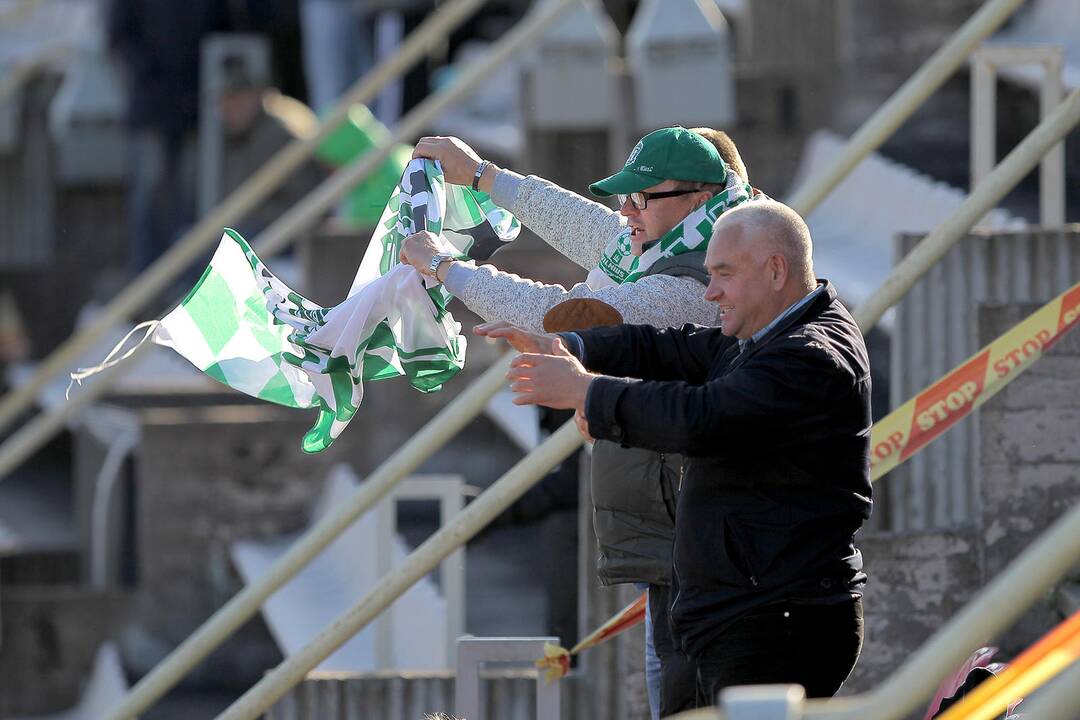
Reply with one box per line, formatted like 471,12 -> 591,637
578,281 -> 872,657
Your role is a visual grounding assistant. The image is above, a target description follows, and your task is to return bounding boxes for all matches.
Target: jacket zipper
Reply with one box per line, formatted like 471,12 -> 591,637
729,528 -> 759,587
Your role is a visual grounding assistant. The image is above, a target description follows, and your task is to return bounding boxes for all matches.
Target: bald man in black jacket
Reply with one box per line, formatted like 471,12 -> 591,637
478,199 -> 872,708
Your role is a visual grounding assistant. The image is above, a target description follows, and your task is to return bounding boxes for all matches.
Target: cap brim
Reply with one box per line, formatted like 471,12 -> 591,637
588,169 -> 664,197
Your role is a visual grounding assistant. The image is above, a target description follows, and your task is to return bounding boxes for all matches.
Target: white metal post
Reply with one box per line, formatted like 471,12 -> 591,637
720,685 -> 805,720
375,475 -> 466,669
855,87 -> 1080,332
970,52 -> 997,194
970,44 -> 1066,227
455,637 -> 561,720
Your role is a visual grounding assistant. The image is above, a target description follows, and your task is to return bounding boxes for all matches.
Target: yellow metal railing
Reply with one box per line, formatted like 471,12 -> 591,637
211,13 -> 1080,718
787,0 -> 1027,216
19,0 -> 1067,715
102,1 -> 580,717
219,421 -> 586,719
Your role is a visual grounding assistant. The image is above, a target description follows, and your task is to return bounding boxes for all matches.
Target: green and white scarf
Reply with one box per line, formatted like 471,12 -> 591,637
149,159 -> 519,453
586,170 -> 753,289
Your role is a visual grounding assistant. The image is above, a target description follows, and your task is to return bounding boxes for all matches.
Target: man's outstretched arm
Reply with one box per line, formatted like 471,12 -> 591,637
475,321 -> 726,384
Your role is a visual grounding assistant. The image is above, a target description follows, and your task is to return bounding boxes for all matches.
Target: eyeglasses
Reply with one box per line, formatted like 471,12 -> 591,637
617,189 -> 699,210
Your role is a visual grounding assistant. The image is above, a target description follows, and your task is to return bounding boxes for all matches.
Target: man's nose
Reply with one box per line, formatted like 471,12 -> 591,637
619,198 -> 638,217
704,282 -> 721,302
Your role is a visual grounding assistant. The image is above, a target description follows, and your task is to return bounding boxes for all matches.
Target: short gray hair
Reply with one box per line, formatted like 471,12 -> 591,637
713,200 -> 814,283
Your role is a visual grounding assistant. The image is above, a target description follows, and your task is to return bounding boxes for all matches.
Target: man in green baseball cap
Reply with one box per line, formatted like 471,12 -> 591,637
401,126 -> 753,718
587,125 -> 733,258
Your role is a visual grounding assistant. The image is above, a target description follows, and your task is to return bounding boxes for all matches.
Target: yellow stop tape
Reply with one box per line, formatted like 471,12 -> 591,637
871,279 -> 1080,481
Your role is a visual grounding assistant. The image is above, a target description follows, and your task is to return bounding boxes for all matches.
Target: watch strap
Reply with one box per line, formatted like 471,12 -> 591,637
427,252 -> 454,277
472,160 -> 490,192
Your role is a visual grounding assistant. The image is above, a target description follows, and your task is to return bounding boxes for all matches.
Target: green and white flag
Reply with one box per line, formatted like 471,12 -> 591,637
152,159 -> 520,453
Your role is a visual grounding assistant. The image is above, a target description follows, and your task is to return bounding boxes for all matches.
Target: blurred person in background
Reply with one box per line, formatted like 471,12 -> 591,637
217,55 -> 328,240
107,0 -> 230,277
401,126 -> 754,717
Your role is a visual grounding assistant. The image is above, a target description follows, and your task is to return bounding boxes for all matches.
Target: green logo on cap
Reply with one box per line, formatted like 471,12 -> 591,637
624,141 -> 644,167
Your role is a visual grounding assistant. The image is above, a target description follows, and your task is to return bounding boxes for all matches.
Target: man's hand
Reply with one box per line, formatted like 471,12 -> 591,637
506,343 -> 595,412
474,321 -> 563,355
399,231 -> 441,275
574,409 -> 594,443
413,136 -> 491,187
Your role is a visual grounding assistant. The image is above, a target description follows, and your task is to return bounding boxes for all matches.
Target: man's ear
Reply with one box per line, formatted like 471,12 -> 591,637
769,254 -> 788,288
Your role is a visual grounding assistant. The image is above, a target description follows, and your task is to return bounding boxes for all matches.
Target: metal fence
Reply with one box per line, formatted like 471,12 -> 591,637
885,226 -> 1080,531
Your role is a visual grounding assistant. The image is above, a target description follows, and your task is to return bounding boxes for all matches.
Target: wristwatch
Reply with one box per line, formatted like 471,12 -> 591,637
427,252 -> 455,279
472,160 -> 491,191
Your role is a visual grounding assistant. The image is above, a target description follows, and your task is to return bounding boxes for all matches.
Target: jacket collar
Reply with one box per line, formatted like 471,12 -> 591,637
725,280 -> 837,372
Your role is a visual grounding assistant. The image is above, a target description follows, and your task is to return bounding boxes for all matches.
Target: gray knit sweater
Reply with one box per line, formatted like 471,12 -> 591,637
444,171 -> 720,332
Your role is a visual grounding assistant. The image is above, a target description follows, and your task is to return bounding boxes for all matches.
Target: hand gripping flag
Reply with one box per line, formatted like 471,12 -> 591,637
136,159 -> 519,452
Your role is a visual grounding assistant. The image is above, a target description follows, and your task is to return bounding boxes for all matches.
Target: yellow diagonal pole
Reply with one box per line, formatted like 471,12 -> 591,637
0,0 -> 490,436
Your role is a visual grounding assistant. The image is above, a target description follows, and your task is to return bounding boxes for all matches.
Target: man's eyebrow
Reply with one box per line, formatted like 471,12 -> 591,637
706,260 -> 733,272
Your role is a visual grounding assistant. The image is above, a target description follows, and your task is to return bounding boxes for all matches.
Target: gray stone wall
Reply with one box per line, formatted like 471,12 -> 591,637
848,300 -> 1080,699
121,404 -> 342,685
976,302 -> 1080,658
0,587 -> 127,715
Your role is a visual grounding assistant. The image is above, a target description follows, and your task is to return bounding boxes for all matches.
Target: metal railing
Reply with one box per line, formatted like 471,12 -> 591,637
214,54 -> 1080,720
854,87 -> 1080,331
0,0 -> 516,481
101,1 -> 579,716
786,0 -> 1026,217
12,0 -> 1069,715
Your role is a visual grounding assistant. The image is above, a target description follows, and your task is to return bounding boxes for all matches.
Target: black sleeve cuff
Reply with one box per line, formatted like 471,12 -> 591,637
584,376 -> 639,445
556,332 -> 586,362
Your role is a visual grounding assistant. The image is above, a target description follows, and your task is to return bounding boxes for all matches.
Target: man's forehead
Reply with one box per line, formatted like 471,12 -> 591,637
706,222 -> 756,264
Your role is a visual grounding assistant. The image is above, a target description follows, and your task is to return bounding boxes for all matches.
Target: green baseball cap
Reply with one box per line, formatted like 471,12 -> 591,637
589,126 -> 729,197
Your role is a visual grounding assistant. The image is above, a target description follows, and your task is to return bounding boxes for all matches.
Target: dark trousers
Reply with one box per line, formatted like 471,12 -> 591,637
648,584 -> 698,717
694,597 -> 864,707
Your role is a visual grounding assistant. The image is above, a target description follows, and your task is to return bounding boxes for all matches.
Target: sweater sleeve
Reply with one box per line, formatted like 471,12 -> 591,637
491,171 -> 625,271
452,264 -> 719,333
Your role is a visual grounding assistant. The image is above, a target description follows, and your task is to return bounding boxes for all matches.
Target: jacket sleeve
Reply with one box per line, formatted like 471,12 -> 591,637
585,341 -> 850,456
496,173 -> 625,270
576,323 -> 727,383
454,265 -> 718,333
